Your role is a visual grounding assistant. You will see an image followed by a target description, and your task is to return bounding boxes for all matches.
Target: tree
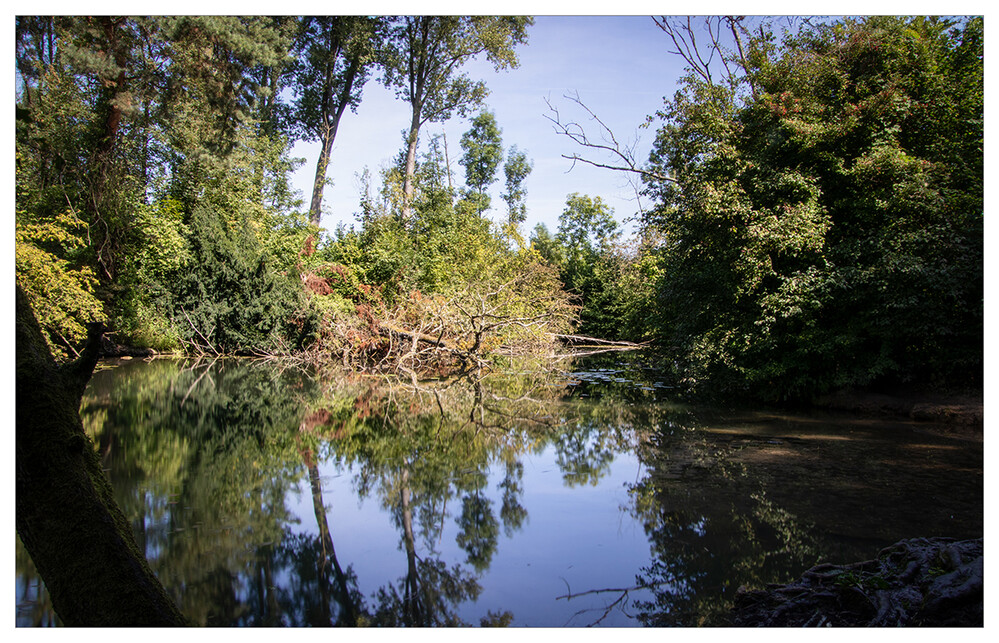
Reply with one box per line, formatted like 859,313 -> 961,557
381,16 -> 532,219
171,204 -> 315,355
153,16 -> 295,208
642,16 -> 983,399
15,209 -> 106,360
529,194 -> 627,339
288,16 -> 383,225
557,193 -> 620,258
459,109 -> 503,213
554,194 -> 622,338
15,285 -> 187,625
14,16 -> 305,355
501,145 -> 532,226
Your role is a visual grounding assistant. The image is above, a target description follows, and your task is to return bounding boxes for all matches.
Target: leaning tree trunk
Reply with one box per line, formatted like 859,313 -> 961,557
308,56 -> 362,227
15,284 -> 186,626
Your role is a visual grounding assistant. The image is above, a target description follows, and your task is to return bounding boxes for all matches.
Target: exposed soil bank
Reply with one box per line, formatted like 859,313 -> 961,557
814,389 -> 983,428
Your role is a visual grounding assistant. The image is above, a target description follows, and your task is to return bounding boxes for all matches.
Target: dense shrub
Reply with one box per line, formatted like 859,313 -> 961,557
170,205 -> 316,354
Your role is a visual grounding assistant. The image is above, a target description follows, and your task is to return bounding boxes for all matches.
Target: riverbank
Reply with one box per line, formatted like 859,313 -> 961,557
730,537 -> 984,627
814,388 -> 983,430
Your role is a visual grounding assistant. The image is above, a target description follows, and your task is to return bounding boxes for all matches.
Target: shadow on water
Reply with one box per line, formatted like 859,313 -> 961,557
15,353 -> 982,626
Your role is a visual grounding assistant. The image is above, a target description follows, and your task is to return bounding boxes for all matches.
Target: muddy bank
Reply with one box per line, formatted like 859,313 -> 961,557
814,389 -> 983,427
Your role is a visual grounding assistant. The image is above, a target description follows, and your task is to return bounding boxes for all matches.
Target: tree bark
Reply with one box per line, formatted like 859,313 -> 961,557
401,106 -> 422,220
308,55 -> 362,226
15,284 -> 187,626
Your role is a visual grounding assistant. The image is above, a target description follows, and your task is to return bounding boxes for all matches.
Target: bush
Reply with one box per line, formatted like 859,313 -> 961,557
170,205 -> 316,354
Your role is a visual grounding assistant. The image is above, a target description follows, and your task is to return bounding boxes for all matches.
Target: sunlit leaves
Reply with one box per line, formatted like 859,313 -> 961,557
459,110 -> 503,210
501,145 -> 532,226
15,209 -> 106,360
643,16 -> 982,399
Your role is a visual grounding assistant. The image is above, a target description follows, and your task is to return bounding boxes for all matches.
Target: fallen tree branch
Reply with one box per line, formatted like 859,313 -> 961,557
379,321 -> 452,348
554,333 -> 649,347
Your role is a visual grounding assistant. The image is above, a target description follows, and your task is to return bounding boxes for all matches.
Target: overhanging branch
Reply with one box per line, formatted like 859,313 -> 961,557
543,91 -> 674,184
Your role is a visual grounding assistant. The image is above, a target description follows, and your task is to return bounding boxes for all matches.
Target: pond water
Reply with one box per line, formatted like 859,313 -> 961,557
15,353 -> 983,627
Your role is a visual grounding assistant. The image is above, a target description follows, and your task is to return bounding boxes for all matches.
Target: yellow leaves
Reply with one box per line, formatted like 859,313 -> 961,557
16,209 -> 90,253
15,214 -> 106,359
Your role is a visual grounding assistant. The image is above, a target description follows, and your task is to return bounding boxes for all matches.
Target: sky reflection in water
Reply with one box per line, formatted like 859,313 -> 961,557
15,354 -> 983,626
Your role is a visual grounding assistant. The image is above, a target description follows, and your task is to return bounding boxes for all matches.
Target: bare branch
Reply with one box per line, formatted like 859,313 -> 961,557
543,92 -> 674,184
654,16 -> 714,85
654,15 -> 756,95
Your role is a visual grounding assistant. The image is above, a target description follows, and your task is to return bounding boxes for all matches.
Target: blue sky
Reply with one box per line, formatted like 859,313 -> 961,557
292,15 -> 690,238
289,5 -> 991,239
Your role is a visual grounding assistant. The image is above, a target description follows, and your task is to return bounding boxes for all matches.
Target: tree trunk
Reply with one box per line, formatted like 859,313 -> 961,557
97,17 -> 126,163
15,284 -> 187,626
401,106 -> 422,220
309,128 -> 337,226
308,56 -> 362,226
400,465 -> 424,625
302,445 -> 358,626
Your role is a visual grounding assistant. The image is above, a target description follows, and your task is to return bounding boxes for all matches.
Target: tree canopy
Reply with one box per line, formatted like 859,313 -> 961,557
14,14 -> 982,395
639,16 -> 983,399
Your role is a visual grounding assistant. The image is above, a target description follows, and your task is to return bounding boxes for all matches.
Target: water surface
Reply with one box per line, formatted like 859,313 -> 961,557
15,354 -> 983,626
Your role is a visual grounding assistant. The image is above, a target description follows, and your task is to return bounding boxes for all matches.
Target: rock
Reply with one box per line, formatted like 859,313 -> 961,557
730,537 -> 983,627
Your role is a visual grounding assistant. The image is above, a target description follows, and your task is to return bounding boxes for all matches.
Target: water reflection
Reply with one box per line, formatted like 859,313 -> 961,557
15,355 -> 982,627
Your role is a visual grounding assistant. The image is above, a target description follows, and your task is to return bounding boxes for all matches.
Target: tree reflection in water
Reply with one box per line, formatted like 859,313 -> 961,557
15,354 -> 983,627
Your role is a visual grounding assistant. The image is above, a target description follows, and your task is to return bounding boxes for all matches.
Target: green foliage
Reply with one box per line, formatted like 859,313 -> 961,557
531,194 -> 651,340
15,16 -> 317,357
642,16 -> 983,399
323,131 -> 539,302
501,145 -> 532,226
307,134 -> 572,370
555,194 -> 622,338
382,16 -> 532,217
459,110 -> 503,210
15,209 -> 106,360
286,16 -> 383,222
382,17 -> 532,128
110,198 -> 190,351
286,17 -> 379,141
171,205 -> 315,354
529,223 -> 563,266
411,195 -> 503,294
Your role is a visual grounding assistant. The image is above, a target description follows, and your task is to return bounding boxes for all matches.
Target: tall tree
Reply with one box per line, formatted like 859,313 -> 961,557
288,16 -> 383,225
642,16 -> 984,399
459,109 -> 503,213
154,16 -> 293,205
555,193 -> 622,337
501,145 -> 532,226
381,16 -> 532,219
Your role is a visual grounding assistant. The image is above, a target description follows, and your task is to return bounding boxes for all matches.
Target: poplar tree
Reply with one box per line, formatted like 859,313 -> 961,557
381,16 -> 532,219
459,109 -> 503,213
501,145 -> 532,225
